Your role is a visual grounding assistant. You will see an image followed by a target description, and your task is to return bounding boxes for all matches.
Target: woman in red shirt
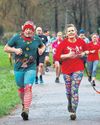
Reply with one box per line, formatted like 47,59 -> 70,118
55,24 -> 87,120
87,33 -> 100,86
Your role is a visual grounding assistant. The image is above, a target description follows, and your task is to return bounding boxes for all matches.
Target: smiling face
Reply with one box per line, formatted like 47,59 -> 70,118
66,25 -> 77,39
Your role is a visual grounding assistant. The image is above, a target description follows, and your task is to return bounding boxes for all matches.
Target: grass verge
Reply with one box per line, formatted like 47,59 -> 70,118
0,45 -> 20,117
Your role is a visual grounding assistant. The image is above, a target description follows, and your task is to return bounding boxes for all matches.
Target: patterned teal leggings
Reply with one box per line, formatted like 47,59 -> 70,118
63,71 -> 83,113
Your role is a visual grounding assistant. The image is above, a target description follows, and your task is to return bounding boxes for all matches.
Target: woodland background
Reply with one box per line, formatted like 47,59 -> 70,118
0,0 -> 100,37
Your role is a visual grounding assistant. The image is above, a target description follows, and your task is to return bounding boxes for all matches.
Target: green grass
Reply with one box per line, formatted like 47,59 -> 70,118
0,46 -> 11,67
96,62 -> 100,80
0,45 -> 20,117
49,52 -> 53,65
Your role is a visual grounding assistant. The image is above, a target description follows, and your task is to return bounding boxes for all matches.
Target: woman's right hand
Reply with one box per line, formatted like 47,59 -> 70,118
67,51 -> 76,58
61,51 -> 76,60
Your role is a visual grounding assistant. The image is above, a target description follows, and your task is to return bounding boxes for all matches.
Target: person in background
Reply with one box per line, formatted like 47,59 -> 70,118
86,31 -> 91,41
50,32 -> 57,53
52,31 -> 63,83
44,29 -> 51,72
55,24 -> 88,120
79,29 -> 90,43
50,32 -> 57,43
35,27 -> 48,84
4,21 -> 45,120
87,33 -> 100,86
79,29 -> 90,65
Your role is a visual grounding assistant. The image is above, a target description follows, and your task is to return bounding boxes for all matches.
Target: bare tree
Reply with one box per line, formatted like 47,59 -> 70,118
0,0 -> 99,33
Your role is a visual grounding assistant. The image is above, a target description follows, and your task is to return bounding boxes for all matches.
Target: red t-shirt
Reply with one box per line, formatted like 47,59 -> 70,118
55,38 -> 87,74
87,41 -> 100,61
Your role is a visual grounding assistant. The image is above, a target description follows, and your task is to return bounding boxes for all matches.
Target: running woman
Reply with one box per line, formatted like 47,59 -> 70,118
55,24 -> 88,120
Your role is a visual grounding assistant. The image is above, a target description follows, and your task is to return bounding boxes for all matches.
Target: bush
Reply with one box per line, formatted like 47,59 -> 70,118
0,25 -> 4,36
1,32 -> 15,45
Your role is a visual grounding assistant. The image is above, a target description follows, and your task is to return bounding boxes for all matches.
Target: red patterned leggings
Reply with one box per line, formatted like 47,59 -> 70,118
63,71 -> 83,113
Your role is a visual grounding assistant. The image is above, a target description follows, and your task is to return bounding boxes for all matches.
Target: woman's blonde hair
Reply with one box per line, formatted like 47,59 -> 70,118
65,24 -> 77,33
64,24 -> 78,38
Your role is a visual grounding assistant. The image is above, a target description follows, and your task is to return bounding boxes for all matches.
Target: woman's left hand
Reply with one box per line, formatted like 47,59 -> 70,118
76,52 -> 86,57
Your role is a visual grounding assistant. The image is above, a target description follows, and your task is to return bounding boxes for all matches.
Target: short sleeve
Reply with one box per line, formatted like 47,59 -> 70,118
7,34 -> 19,47
34,35 -> 44,48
